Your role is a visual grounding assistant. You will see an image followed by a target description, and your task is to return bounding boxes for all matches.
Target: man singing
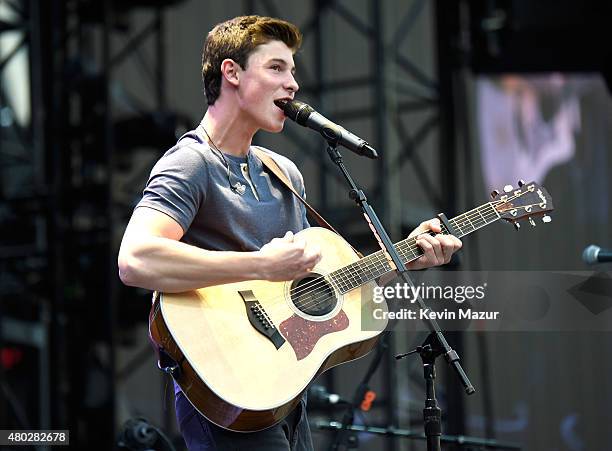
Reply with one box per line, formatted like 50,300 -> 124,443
118,15 -> 461,451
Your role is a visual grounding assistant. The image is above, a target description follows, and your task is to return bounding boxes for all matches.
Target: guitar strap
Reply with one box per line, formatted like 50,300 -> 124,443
252,147 -> 363,257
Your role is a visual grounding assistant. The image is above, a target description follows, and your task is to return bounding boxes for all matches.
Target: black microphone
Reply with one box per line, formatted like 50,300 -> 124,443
275,99 -> 378,159
582,245 -> 612,264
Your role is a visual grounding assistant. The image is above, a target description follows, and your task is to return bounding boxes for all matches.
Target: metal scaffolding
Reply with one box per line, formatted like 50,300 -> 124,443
0,0 -> 183,446
0,0 -> 52,437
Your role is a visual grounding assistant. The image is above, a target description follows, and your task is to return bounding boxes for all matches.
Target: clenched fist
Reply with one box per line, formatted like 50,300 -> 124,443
257,231 -> 322,281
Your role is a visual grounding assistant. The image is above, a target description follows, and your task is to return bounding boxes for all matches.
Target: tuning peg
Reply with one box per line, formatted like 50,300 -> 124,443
503,185 -> 513,193
490,189 -> 500,199
513,222 -> 521,231
518,179 -> 526,187
528,217 -> 536,227
542,215 -> 551,223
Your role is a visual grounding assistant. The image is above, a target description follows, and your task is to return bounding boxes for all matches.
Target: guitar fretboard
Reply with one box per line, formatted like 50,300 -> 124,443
327,202 -> 501,294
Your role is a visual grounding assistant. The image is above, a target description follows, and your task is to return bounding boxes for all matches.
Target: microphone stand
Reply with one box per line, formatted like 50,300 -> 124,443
324,143 -> 475,451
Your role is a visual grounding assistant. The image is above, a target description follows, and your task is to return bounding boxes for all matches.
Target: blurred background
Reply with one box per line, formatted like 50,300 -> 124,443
1,0 -> 611,449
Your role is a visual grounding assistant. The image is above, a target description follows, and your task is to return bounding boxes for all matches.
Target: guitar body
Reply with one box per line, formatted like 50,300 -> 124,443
148,180 -> 555,433
149,227 -> 388,432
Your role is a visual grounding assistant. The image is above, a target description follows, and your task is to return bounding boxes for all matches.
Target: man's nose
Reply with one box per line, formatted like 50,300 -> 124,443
286,73 -> 299,93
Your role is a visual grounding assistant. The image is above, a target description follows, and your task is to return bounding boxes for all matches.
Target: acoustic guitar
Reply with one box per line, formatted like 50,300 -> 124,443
149,181 -> 553,432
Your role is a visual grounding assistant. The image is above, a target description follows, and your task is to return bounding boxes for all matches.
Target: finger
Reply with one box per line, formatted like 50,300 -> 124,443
304,246 -> 322,267
410,218 -> 441,238
439,236 -> 455,263
453,236 -> 463,251
409,221 -> 429,238
283,231 -> 294,241
436,236 -> 461,262
446,236 -> 463,255
430,235 -> 445,263
418,235 -> 443,264
293,237 -> 307,251
309,245 -> 322,265
295,268 -> 314,280
435,235 -> 451,256
419,218 -> 441,234
416,237 -> 433,264
442,236 -> 463,262
428,218 -> 442,233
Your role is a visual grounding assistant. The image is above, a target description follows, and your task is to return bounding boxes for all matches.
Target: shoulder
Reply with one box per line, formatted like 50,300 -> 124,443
150,131 -> 215,177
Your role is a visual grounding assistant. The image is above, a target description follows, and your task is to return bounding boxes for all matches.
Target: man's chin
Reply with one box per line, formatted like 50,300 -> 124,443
262,121 -> 285,134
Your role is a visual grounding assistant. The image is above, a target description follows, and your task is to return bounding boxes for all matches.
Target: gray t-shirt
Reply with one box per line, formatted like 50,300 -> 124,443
138,124 -> 311,399
136,124 -> 310,252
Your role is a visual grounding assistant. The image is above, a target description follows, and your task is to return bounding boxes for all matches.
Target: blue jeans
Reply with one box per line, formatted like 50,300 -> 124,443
175,391 -> 314,451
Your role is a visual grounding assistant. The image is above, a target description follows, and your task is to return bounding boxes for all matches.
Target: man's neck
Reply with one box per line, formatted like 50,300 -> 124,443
201,103 -> 256,158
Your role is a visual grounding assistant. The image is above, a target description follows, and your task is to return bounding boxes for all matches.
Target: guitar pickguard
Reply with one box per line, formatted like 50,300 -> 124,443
279,310 -> 349,360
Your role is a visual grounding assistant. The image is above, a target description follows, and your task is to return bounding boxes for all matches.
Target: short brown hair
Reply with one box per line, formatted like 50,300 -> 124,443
202,15 -> 302,105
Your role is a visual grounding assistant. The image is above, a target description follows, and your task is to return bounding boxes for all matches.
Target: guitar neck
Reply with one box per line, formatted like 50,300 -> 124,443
328,202 -> 501,293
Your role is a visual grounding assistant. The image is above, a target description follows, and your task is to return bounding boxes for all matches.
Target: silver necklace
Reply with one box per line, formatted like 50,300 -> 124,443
201,125 -> 247,196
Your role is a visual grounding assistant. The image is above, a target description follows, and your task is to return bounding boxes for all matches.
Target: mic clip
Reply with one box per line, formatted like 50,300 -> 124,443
233,182 -> 246,195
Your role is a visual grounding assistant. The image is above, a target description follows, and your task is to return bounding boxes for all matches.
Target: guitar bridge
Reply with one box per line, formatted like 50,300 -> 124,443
238,290 -> 286,350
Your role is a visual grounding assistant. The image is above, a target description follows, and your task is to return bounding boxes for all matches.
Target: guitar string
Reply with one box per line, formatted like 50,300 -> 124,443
262,200 -> 509,316
267,195 -> 548,316
328,198 -> 545,293
262,191 -> 543,315
260,201 -> 506,317
323,206 -> 497,293
264,205 -> 497,312
265,211 -> 496,318
265,228 -> 462,317
328,199 -> 549,291
264,199 -> 512,314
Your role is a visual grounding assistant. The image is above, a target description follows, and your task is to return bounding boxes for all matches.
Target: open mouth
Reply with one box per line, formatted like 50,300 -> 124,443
274,98 -> 292,112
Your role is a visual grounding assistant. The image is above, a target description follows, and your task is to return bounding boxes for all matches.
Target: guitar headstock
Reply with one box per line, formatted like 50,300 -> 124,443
490,180 -> 554,229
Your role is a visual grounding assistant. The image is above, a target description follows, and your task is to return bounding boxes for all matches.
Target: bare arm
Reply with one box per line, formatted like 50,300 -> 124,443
118,207 -> 321,293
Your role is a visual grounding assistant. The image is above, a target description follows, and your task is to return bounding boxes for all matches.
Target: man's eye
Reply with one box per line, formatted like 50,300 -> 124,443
271,65 -> 281,71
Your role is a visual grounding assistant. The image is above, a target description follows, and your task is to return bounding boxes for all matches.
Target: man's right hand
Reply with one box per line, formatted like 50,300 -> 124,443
257,231 -> 322,281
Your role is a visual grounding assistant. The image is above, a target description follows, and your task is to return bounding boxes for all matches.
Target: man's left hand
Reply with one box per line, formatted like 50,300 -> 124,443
405,218 -> 462,270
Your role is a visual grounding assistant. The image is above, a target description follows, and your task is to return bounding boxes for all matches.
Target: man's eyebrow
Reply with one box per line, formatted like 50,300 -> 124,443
268,58 -> 296,73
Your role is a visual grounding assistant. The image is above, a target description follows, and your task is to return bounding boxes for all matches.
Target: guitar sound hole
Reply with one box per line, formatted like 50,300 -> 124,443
291,274 -> 336,317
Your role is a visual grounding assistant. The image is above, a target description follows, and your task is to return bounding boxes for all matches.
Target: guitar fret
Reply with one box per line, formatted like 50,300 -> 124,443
454,217 -> 467,235
475,205 -> 491,227
449,203 -> 498,239
328,201 -> 503,294
328,182 -> 550,294
477,207 -> 487,224
465,214 -> 475,230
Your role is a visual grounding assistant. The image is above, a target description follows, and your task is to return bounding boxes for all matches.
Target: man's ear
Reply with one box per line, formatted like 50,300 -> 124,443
220,59 -> 240,87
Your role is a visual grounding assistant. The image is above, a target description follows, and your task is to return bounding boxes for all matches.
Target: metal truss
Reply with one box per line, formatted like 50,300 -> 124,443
0,0 -> 183,446
0,0 -> 46,258
0,0 -> 51,436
